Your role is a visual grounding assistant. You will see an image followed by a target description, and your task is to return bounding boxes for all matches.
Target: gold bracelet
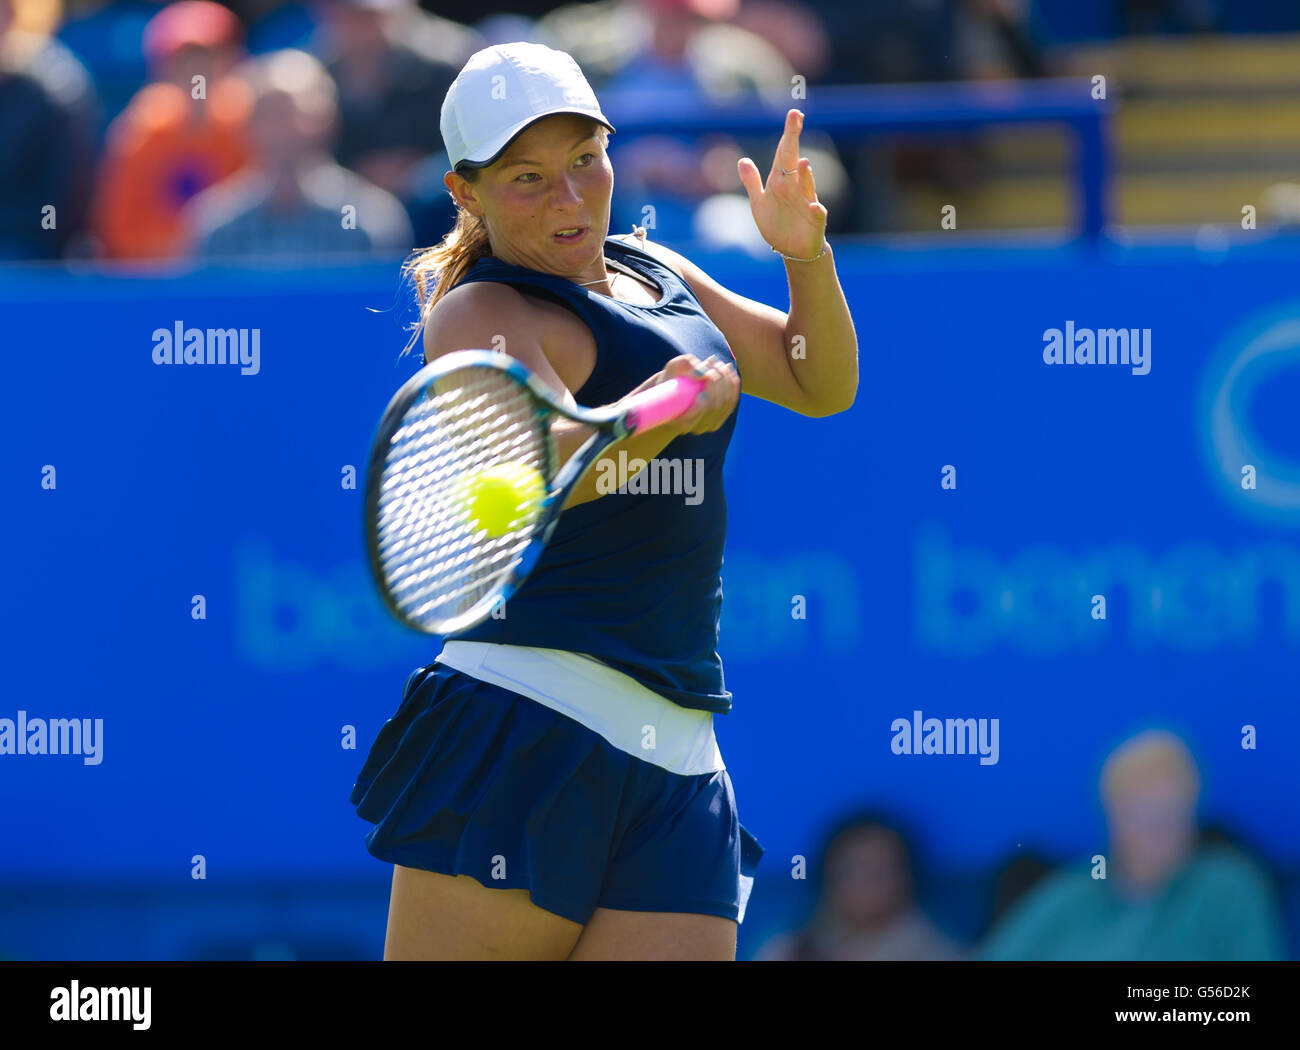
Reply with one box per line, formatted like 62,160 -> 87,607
771,240 -> 828,262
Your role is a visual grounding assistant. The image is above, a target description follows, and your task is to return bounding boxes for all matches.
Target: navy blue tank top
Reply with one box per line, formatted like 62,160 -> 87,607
443,235 -> 739,714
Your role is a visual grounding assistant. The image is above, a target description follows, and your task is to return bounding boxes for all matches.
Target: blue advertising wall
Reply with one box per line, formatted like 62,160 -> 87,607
2,236 -> 1298,955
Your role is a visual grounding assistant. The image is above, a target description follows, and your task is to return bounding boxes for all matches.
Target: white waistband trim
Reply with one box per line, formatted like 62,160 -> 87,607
435,641 -> 725,776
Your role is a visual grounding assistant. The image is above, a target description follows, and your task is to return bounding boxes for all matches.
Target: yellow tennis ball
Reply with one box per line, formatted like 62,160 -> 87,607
465,461 -> 545,537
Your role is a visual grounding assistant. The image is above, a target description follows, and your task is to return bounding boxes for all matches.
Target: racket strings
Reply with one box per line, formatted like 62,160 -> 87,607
373,367 -> 548,628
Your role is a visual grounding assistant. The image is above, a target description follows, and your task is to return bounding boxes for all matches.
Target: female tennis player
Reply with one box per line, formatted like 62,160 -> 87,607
351,41 -> 857,960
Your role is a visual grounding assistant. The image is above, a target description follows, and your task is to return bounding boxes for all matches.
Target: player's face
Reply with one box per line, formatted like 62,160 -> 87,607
465,114 -> 613,278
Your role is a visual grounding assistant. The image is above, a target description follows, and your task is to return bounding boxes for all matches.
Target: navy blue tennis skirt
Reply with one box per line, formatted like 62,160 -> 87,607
350,661 -> 764,926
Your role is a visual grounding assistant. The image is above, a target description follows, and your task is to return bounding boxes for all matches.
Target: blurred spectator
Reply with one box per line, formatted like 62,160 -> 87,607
795,0 -> 1049,233
799,0 -> 1043,85
905,0 -> 1049,211
756,812 -> 962,960
954,0 -> 1046,80
7,0 -> 58,34
400,0 -> 484,68
429,0 -> 556,24
730,0 -> 830,82
539,0 -> 847,245
472,13 -> 543,47
57,0 -> 164,132
311,0 -> 482,203
981,730 -> 1286,960
242,0 -> 319,53
0,0 -> 99,256
989,850 -> 1053,926
185,48 -> 412,259
1122,0 -> 1220,34
91,1 -> 253,259
797,0 -> 950,86
3,0 -> 100,135
539,0 -> 790,100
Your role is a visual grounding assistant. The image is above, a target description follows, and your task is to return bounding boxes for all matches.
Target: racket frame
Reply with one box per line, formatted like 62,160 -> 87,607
364,348 -> 668,635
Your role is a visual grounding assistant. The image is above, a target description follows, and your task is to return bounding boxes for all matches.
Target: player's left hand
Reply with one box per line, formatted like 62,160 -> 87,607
737,109 -> 828,259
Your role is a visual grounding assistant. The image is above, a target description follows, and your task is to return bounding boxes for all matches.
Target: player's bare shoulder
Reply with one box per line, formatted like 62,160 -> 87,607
422,280 -> 540,363
428,280 -> 534,332
421,275 -> 595,395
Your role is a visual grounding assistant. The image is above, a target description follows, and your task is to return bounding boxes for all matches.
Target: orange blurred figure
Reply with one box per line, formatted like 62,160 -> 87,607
92,1 -> 252,259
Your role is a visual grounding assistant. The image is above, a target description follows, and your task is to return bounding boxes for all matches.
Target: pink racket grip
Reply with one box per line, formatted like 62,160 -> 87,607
623,376 -> 706,433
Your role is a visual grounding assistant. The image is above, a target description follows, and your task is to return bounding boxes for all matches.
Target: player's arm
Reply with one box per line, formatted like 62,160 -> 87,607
422,283 -> 731,508
622,233 -> 857,418
628,109 -> 856,417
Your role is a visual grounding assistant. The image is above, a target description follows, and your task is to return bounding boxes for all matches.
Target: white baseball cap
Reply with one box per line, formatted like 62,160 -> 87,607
440,42 -> 615,171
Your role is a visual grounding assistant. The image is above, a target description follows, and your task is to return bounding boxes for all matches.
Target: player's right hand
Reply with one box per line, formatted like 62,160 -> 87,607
655,354 -> 740,437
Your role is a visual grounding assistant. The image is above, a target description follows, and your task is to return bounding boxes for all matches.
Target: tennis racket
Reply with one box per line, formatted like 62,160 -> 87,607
365,348 -> 705,635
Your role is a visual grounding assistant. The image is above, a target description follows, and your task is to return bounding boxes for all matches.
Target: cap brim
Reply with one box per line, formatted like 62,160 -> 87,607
455,110 -> 617,171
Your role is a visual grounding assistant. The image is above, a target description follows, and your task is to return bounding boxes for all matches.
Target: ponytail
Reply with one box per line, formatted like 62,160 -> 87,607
400,167 -> 491,358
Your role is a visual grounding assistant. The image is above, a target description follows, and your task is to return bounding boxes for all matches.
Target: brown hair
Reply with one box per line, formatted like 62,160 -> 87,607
400,166 -> 491,358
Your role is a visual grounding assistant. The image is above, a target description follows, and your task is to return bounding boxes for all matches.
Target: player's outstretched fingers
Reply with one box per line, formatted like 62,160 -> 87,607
738,157 -> 764,202
797,157 -> 817,201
